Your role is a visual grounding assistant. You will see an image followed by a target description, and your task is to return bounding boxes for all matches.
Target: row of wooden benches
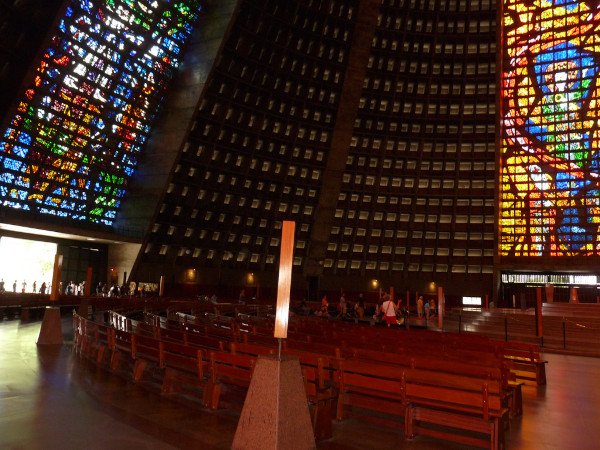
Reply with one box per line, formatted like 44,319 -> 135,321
289,314 -> 548,375
156,311 -> 528,416
155,309 -> 543,434
75,312 -> 337,440
170,311 -> 524,449
282,312 -> 549,385
76,310 -> 529,448
170,310 -> 547,386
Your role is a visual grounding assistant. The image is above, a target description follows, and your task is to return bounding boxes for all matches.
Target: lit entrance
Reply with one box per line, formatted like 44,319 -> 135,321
0,237 -> 57,293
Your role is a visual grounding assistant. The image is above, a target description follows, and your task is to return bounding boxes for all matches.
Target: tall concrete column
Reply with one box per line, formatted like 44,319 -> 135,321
304,0 -> 382,278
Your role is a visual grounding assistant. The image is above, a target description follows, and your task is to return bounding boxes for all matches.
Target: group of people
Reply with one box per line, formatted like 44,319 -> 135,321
198,294 -> 220,304
416,295 -> 438,320
304,290 -> 438,328
0,278 -> 141,298
0,279 -> 50,294
377,294 -> 437,327
313,290 -> 367,320
94,282 -> 134,297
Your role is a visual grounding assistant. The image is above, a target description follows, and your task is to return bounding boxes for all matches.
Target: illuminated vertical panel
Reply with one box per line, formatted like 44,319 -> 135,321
274,221 -> 295,339
501,0 -> 600,257
0,0 -> 202,225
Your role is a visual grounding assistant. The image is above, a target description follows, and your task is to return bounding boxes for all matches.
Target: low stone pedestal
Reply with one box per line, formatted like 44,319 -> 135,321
232,354 -> 315,450
36,307 -> 63,345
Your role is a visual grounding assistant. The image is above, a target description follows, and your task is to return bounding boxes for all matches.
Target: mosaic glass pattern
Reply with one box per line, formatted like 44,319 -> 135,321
0,0 -> 202,225
501,0 -> 600,256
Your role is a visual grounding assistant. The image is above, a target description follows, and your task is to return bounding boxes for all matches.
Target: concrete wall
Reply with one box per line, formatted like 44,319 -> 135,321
113,0 -> 240,237
107,243 -> 142,286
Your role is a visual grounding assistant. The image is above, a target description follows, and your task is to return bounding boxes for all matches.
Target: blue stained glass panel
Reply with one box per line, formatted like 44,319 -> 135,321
0,0 -> 203,225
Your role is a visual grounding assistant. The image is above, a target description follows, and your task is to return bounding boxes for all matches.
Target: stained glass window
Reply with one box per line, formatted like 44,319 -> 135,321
0,0 -> 203,226
501,0 -> 600,256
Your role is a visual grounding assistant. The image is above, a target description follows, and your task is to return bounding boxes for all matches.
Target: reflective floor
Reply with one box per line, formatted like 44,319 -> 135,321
1,316 -> 600,449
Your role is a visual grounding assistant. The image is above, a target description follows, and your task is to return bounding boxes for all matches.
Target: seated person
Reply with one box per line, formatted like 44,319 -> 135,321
316,296 -> 329,317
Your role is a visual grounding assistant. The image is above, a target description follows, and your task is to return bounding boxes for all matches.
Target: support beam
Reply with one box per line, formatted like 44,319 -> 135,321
49,254 -> 63,302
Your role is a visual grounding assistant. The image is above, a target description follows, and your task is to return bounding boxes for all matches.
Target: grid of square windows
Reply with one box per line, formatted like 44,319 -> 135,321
141,0 -> 357,270
326,0 -> 496,276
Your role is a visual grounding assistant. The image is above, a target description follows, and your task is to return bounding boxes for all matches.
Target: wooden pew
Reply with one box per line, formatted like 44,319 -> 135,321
206,350 -> 256,411
405,368 -> 507,450
336,358 -> 507,449
130,333 -> 162,381
336,359 -> 407,430
108,328 -> 134,370
161,310 -> 525,417
493,341 -> 547,385
73,309 -> 523,449
130,333 -> 209,402
302,363 -> 336,441
159,340 -> 209,402
79,314 -> 215,405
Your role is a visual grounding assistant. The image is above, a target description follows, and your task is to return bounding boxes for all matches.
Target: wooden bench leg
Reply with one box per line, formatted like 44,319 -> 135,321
493,416 -> 505,450
210,382 -> 222,410
511,384 -> 523,417
536,364 -> 547,386
202,381 -> 212,408
405,404 -> 415,439
161,368 -> 181,394
97,345 -> 106,363
161,370 -> 173,393
312,400 -> 333,441
78,337 -> 86,355
110,351 -> 120,371
491,417 -> 499,450
336,393 -> 344,421
133,359 -> 148,382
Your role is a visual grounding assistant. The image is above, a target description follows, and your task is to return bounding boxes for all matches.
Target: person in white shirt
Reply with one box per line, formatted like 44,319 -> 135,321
381,294 -> 398,327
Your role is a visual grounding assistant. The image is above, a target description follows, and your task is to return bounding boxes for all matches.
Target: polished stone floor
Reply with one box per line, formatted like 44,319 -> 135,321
1,315 -> 600,449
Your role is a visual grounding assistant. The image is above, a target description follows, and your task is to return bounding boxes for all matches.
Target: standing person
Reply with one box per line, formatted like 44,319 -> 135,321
429,300 -> 437,318
374,291 -> 386,322
381,294 -> 398,327
13,280 -> 17,293
338,290 -> 347,318
425,299 -> 430,319
397,298 -> 408,326
21,280 -> 27,293
417,296 -> 424,318
0,279 -> 5,293
356,293 -> 365,319
32,281 -> 37,293
40,282 -> 47,294
238,288 -> 246,304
